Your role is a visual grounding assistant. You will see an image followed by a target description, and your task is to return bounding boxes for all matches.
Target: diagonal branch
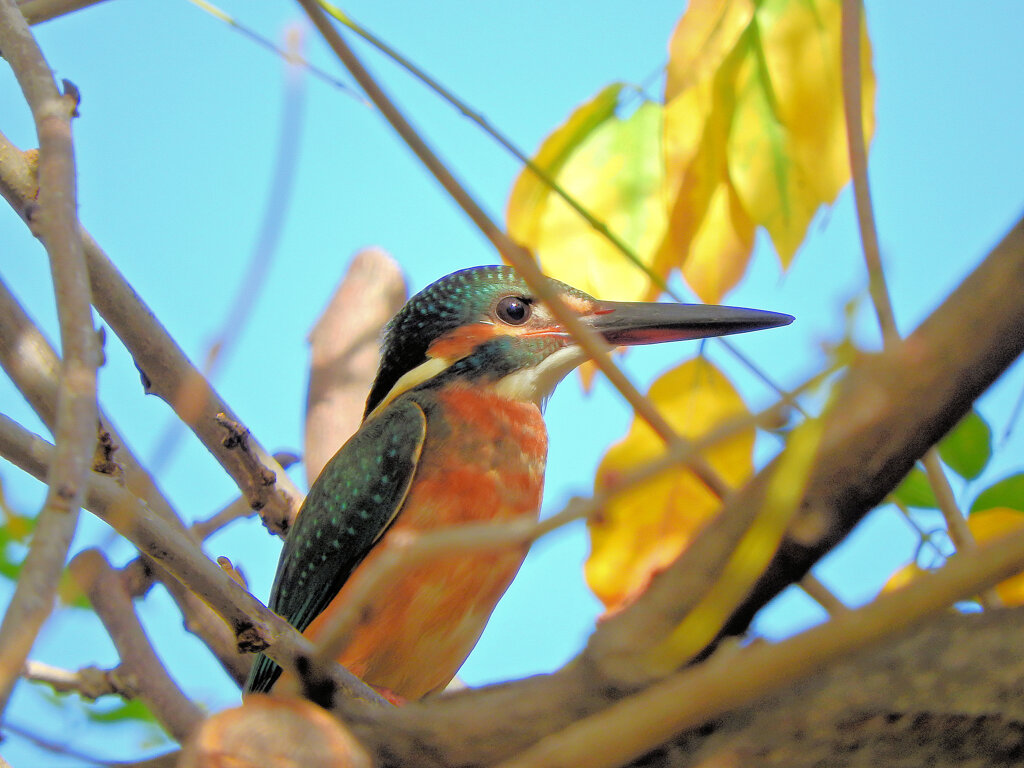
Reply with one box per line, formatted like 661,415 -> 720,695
70,549 -> 204,742
0,413 -> 387,710
0,129 -> 302,536
0,275 -> 254,683
0,0 -> 98,715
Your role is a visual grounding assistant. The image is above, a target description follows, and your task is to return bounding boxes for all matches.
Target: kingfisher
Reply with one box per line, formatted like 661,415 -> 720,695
246,265 -> 791,700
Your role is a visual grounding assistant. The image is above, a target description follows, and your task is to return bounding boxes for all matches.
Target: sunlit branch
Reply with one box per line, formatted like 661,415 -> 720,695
0,0 -> 98,716
495,524 -> 1024,768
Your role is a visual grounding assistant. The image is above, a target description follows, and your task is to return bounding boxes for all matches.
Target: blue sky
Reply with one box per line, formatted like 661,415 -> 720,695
1,2 -> 1023,764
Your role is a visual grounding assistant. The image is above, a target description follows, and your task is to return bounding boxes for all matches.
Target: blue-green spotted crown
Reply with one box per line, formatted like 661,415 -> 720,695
363,266 -> 585,417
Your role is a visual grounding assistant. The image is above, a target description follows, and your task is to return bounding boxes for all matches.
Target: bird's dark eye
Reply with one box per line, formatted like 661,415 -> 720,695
495,296 -> 531,325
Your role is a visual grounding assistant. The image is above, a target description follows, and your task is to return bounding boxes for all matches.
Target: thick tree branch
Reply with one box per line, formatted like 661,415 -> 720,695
713,213 -> 1024,644
0,0 -> 98,715
305,247 -> 406,484
324,213 -> 1024,766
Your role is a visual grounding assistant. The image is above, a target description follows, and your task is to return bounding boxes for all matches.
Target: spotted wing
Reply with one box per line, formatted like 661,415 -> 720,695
245,399 -> 426,694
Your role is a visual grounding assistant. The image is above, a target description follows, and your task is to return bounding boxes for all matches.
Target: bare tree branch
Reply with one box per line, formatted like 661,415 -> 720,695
0,275 -> 258,683
70,549 -> 204,742
0,130 -> 303,536
16,0 -> 109,25
22,659 -> 132,699
0,0 -> 98,715
0,412 -> 387,709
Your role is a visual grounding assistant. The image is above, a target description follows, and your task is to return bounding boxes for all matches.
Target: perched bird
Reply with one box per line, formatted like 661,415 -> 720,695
246,265 -> 791,700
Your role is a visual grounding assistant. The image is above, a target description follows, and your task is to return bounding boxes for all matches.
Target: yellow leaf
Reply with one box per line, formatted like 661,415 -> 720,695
507,84 -> 622,247
728,0 -> 875,262
661,0 -> 876,297
507,88 -> 667,302
880,560 -> 926,594
968,507 -> 1024,605
586,358 -> 754,611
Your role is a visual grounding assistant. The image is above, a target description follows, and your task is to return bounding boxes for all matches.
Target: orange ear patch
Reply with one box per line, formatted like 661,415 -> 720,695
426,323 -> 497,360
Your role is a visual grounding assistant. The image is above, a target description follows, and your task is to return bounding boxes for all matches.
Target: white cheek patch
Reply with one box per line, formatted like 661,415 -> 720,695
490,345 -> 589,407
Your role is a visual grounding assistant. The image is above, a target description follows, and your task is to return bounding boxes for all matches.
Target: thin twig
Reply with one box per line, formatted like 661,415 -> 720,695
799,573 -> 847,614
296,0 -> 733,502
495,523 -> 1024,768
185,0 -> 366,101
23,659 -> 134,699
840,0 -> 897,346
840,0 -> 980,567
317,1 -> 670,295
2,718 -> 116,767
0,0 -> 98,715
920,452 -> 1000,607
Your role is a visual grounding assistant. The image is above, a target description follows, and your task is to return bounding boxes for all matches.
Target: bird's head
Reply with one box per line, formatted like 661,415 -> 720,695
364,266 -> 792,418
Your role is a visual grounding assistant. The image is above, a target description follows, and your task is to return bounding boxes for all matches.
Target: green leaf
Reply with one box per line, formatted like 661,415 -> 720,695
938,410 -> 992,480
971,473 -> 1024,514
85,697 -> 160,725
891,467 -> 937,509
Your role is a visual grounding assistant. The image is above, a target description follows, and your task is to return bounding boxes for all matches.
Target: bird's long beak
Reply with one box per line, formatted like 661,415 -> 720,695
583,300 -> 793,347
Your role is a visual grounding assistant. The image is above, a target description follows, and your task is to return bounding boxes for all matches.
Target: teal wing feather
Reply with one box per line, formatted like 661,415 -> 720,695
245,398 -> 426,694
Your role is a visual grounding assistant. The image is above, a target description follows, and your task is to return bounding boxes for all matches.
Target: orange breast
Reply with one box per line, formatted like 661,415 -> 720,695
304,386 -> 547,700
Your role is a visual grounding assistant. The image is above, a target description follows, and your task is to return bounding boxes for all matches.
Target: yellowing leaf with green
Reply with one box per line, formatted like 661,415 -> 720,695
586,358 -> 754,611
882,508 -> 1024,605
661,0 -> 876,301
507,86 -> 667,302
